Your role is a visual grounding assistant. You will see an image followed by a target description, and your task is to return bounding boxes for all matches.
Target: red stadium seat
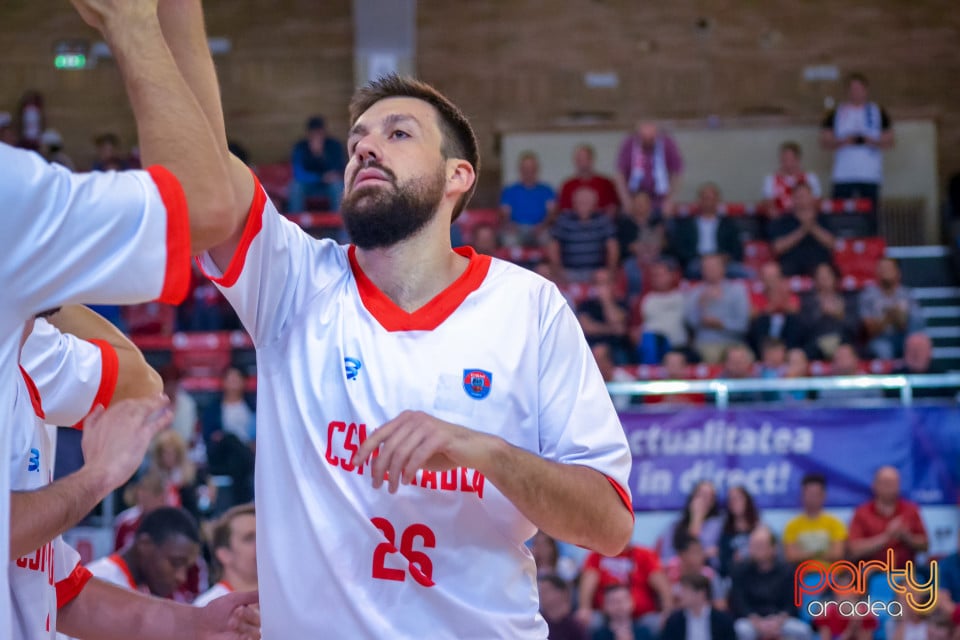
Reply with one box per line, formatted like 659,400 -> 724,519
256,162 -> 293,207
170,331 -> 233,378
834,237 -> 886,280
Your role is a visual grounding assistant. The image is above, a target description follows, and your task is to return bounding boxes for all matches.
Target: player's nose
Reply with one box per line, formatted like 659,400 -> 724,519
352,133 -> 382,166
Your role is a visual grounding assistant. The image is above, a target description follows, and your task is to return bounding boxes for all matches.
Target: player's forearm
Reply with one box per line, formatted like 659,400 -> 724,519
9,465 -> 112,559
478,436 -> 632,556
58,577 -> 202,640
46,306 -> 162,402
102,10 -> 235,253
157,0 -> 256,237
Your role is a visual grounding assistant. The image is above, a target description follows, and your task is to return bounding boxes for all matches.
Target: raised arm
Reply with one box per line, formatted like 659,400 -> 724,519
71,0 -> 237,253
155,0 -> 257,268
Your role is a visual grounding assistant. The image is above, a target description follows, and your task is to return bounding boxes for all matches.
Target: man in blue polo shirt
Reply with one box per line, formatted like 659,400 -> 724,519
500,151 -> 556,247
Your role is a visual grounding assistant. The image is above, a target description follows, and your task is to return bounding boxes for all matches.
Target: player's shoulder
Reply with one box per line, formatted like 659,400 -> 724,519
485,258 -> 565,302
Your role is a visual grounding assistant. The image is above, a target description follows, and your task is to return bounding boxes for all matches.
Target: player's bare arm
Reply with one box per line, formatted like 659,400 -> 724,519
58,577 -> 260,640
9,395 -> 171,559
353,411 -> 634,557
44,305 -> 162,402
70,0 -> 238,253
156,0 -> 257,269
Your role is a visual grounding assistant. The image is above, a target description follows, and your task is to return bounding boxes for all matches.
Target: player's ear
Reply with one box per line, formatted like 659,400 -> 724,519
214,546 -> 231,568
445,158 -> 475,200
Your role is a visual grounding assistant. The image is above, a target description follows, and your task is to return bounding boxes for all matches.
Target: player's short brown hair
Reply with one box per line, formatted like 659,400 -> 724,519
349,74 -> 480,221
210,503 -> 255,553
779,140 -> 802,157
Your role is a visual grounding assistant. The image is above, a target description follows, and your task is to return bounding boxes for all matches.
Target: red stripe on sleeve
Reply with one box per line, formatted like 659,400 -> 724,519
606,475 -> 635,523
56,564 -> 93,609
72,339 -> 119,430
147,165 -> 191,305
197,171 -> 266,288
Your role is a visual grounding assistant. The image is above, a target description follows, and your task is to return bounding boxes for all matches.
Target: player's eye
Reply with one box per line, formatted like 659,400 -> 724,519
389,130 -> 410,140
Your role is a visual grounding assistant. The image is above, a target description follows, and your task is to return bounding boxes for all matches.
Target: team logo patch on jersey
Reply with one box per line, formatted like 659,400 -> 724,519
28,448 -> 40,473
462,369 -> 492,399
344,357 -> 362,381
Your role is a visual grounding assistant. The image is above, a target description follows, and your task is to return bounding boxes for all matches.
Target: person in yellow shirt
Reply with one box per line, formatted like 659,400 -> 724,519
784,473 -> 847,564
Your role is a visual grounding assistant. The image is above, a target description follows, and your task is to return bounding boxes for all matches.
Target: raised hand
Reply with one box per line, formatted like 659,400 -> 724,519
69,0 -> 159,32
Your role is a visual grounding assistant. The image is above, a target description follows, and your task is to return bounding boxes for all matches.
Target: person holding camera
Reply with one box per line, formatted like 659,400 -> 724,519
819,73 -> 894,234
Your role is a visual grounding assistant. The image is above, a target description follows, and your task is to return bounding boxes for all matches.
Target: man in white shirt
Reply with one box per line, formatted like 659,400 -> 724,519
193,504 -> 257,607
160,3 -> 634,636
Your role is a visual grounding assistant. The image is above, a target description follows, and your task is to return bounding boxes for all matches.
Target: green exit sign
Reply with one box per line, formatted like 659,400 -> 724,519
54,53 -> 86,70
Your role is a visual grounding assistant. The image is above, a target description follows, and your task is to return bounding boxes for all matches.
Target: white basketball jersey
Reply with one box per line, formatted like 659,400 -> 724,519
199,182 -> 633,638
0,142 -> 192,637
193,581 -> 233,607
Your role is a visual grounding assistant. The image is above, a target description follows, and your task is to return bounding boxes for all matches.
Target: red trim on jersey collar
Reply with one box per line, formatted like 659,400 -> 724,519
220,580 -> 235,592
18,366 -> 45,420
107,554 -> 138,590
73,339 -> 119,430
606,476 -> 636,524
348,245 -> 492,332
56,563 -> 93,609
198,172 -> 266,288
147,166 -> 191,305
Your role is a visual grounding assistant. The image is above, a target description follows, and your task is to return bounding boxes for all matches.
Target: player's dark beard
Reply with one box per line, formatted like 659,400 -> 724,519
341,162 -> 446,250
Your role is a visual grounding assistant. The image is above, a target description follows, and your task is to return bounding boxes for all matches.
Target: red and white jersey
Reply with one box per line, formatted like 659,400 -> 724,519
763,171 -> 822,212
0,142 -> 190,635
21,318 -> 117,428
198,182 -> 633,638
8,371 -> 92,640
193,581 -> 234,607
84,554 -> 140,592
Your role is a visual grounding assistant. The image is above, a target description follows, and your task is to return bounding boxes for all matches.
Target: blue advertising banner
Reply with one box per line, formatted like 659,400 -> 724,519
621,406 -> 960,511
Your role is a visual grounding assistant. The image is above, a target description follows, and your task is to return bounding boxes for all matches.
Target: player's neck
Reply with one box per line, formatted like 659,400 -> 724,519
222,569 -> 257,592
354,224 -> 468,313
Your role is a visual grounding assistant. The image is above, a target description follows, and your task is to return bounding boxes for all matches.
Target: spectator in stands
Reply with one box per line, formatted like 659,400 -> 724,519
769,183 -> 836,277
91,131 -> 128,171
812,576 -> 879,640
924,611 -> 956,640
721,345 -> 764,404
820,73 -> 894,228
0,111 -> 16,145
762,141 -> 822,214
817,343 -> 884,401
183,264 -> 231,332
669,183 -> 745,279
86,506 -> 201,600
860,258 -> 924,359
114,471 -> 168,552
659,480 -> 724,561
194,504 -> 258,607
759,338 -> 787,378
781,348 -> 812,401
576,544 -> 672,634
645,351 -> 707,406
663,533 -> 726,611
202,367 -> 256,447
848,466 -> 928,567
470,223 -> 500,257
620,191 -> 666,295
501,151 -> 556,247
938,534 -> 960,627
662,574 -> 736,640
160,365 -> 199,451
540,574 -> 587,640
800,263 -> 860,360
632,259 -> 687,364
578,269 -> 630,359
558,143 -> 620,215
615,121 -> 684,213
729,525 -> 811,640
149,429 -> 205,518
39,128 -> 76,170
549,187 -> 619,282
592,343 -> 637,411
288,115 -> 346,213
685,254 -> 751,364
889,332 -> 953,399
592,584 -> 656,640
719,487 -> 762,578
748,262 -> 803,356
885,591 -> 933,640
531,530 -> 579,583
783,473 -> 847,564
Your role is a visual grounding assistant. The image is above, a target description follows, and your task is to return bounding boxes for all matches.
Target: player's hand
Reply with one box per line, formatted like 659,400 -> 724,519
196,590 -> 261,640
69,0 -> 159,33
352,411 -> 494,494
81,394 -> 172,491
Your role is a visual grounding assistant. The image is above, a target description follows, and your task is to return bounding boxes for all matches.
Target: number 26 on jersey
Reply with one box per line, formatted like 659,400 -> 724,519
371,517 -> 436,587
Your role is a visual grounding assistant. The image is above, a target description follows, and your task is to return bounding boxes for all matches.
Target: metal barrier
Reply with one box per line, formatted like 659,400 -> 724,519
605,373 -> 960,409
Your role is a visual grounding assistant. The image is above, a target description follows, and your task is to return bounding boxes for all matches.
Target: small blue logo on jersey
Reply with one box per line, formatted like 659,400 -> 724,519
344,357 -> 362,381
462,369 -> 492,399
27,448 -> 40,473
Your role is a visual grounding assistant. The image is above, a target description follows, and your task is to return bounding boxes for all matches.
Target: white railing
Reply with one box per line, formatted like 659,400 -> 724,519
606,373 -> 960,409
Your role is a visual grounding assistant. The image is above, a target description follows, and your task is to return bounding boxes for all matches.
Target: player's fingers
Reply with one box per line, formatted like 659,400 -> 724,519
385,424 -> 430,493
366,415 -> 416,489
402,430 -> 447,481
352,411 -> 409,468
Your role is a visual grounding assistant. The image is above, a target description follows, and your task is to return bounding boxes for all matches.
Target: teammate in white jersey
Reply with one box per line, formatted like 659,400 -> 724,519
193,504 -> 257,608
0,0 -> 249,630
155,4 -> 634,636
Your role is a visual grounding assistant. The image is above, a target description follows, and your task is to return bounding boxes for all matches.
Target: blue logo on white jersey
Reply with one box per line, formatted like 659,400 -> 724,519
27,448 -> 40,473
463,369 -> 493,399
344,357 -> 362,381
